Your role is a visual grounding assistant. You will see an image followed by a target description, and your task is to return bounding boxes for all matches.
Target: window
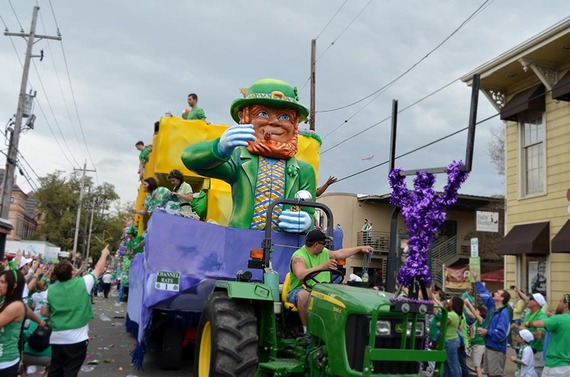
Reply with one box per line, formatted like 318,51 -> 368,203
519,111 -> 545,197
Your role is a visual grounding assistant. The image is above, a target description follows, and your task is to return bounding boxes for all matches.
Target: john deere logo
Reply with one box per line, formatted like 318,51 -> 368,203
395,324 -> 403,333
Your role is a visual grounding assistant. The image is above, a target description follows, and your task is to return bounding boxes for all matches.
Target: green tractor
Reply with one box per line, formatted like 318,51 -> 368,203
194,199 -> 448,376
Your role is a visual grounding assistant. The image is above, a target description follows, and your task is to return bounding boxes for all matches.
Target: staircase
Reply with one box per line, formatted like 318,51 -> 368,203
430,236 -> 459,288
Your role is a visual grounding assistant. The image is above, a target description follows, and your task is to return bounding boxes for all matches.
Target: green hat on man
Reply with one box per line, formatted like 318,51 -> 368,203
126,226 -> 137,236
230,78 -> 309,123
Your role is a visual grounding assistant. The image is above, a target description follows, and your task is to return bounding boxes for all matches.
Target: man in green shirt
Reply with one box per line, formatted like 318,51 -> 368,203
41,245 -> 110,377
287,229 -> 372,332
181,93 -> 206,120
519,292 -> 548,375
528,293 -> 570,376
135,141 -> 152,179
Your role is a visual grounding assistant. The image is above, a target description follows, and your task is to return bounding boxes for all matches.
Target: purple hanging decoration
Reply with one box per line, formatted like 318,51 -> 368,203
388,161 -> 469,288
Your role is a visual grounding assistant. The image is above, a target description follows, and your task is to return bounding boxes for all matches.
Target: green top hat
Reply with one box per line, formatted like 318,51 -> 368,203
230,78 -> 309,123
126,226 -> 137,236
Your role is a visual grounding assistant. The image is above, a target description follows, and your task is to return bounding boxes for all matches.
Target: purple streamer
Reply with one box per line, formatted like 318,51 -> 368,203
388,161 -> 469,288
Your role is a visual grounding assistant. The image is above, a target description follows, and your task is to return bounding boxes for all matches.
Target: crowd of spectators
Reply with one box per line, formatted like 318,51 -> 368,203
0,247 -> 110,377
423,271 -> 569,377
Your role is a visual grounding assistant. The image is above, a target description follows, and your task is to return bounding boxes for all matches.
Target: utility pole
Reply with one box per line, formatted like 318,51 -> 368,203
72,161 -> 96,261
309,39 -> 316,131
1,6 -> 61,220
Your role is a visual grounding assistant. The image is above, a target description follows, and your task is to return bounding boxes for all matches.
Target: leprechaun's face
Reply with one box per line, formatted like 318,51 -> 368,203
249,104 -> 297,143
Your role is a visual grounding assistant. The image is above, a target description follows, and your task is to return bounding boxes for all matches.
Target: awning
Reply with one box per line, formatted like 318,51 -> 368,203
497,221 -> 549,255
481,269 -> 504,283
500,84 -> 545,121
552,71 -> 570,102
552,219 -> 570,253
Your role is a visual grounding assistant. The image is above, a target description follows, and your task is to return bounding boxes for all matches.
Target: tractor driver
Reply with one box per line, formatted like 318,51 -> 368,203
288,229 -> 373,332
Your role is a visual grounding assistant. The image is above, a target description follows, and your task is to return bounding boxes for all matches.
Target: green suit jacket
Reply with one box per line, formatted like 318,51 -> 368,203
181,138 -> 316,229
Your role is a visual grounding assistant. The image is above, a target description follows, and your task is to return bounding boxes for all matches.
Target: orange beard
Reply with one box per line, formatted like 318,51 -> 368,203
246,132 -> 298,160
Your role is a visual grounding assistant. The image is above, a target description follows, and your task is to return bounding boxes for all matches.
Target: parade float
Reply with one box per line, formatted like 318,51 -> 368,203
125,76 -> 481,376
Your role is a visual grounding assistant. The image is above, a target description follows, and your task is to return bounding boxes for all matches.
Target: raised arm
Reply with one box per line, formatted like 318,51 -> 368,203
93,245 -> 111,279
329,245 -> 373,260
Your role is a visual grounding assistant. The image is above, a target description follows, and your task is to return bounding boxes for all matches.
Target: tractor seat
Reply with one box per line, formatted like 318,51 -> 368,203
281,272 -> 298,312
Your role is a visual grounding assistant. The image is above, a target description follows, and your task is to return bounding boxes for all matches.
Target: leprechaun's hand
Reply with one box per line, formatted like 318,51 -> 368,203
218,124 -> 255,158
278,210 -> 311,233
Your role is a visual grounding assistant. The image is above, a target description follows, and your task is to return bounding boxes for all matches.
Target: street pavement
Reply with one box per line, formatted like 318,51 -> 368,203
22,287 -> 519,377
75,289 -> 193,377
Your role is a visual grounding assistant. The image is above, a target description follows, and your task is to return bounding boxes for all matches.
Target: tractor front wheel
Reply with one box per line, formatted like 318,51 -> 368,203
194,291 -> 258,377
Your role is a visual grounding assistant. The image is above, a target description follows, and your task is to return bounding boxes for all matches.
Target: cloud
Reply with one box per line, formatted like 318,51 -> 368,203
0,0 -> 566,204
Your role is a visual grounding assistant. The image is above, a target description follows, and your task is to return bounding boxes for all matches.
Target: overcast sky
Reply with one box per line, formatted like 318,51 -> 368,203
1,1 -> 568,206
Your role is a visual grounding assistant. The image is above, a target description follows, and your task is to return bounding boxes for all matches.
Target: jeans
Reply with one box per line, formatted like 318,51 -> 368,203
444,337 -> 461,377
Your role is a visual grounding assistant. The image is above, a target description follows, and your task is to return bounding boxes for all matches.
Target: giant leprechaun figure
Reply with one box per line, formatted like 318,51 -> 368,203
181,78 -> 316,232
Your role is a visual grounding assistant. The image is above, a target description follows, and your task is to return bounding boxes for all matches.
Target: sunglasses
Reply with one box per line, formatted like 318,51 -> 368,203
317,241 -> 327,245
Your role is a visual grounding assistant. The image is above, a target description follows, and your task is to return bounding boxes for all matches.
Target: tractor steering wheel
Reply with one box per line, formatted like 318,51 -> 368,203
303,268 -> 345,291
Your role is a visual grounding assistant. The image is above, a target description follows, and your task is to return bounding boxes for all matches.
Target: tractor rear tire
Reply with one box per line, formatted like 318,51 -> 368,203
194,291 -> 258,377
162,324 -> 183,370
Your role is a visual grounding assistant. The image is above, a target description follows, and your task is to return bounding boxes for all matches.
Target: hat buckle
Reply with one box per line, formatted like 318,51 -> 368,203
270,91 -> 285,100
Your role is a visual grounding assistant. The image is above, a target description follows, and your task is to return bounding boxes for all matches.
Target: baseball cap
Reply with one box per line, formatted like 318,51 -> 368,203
531,293 -> 546,307
519,329 -> 534,343
19,257 -> 33,269
305,229 -> 331,243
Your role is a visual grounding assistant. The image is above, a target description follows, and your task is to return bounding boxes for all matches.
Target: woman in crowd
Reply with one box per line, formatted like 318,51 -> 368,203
167,169 -> 195,217
0,269 -> 26,376
464,299 -> 488,377
132,177 -> 171,216
443,296 -> 463,376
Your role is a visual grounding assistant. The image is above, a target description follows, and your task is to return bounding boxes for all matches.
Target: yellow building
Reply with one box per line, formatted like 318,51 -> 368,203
461,19 -> 570,308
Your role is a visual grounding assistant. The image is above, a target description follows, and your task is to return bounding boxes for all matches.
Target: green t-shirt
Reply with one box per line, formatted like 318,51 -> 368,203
445,311 -> 460,340
0,309 -> 23,363
543,313 -> 570,368
183,107 -> 206,120
471,319 -> 485,345
460,314 -> 470,348
523,309 -> 548,352
138,145 -> 152,163
289,246 -> 330,292
429,312 -> 441,342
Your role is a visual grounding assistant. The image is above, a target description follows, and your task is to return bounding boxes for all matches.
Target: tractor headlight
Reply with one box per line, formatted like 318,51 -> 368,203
376,320 -> 391,336
406,322 -> 425,337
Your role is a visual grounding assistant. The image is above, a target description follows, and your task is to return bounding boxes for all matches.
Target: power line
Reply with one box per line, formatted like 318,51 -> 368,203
7,0 -> 23,31
315,0 -> 373,63
31,59 -> 81,167
299,0 -> 367,95
0,148 -> 39,193
58,37 -> 99,184
315,0 -> 348,40
0,13 -> 10,30
37,9 -> 83,149
318,0 -> 492,114
17,150 -> 41,181
321,78 -> 456,154
47,0 -> 60,31
33,98 -> 77,168
335,112 -> 500,183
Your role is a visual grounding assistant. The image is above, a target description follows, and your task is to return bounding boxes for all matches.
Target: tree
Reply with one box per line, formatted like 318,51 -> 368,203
32,170 -> 123,259
487,124 -> 505,176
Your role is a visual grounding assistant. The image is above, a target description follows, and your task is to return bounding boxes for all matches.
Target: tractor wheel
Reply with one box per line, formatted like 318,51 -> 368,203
162,324 -> 183,370
194,291 -> 258,377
